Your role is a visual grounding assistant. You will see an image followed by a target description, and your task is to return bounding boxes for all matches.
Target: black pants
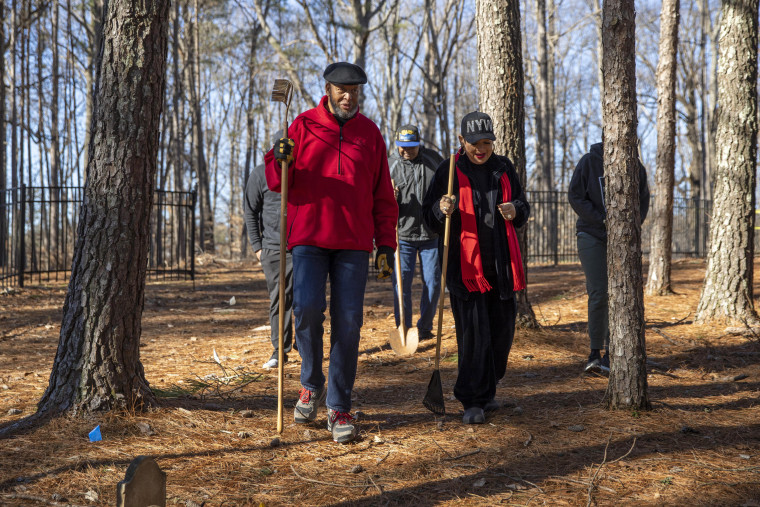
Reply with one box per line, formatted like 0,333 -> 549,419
260,248 -> 294,355
576,232 -> 609,350
450,290 -> 516,409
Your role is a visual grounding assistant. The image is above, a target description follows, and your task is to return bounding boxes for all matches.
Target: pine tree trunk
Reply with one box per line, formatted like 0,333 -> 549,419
83,0 -> 104,171
646,0 -> 679,296
0,0 -> 6,269
695,0 -> 758,324
189,0 -> 214,253
37,0 -> 170,416
50,0 -> 61,266
601,0 -> 649,409
476,0 -> 538,328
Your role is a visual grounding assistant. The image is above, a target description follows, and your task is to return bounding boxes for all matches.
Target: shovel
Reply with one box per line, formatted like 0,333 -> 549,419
423,153 -> 456,416
388,229 -> 419,355
271,79 -> 293,434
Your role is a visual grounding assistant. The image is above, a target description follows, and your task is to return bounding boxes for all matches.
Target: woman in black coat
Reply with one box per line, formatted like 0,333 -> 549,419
422,111 -> 530,424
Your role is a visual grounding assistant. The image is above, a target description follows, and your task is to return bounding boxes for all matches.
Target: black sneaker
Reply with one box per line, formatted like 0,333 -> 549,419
418,329 -> 434,341
584,350 -> 602,373
599,352 -> 610,373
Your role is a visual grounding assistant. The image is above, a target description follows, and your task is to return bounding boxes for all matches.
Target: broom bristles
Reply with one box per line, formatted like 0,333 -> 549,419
271,79 -> 293,105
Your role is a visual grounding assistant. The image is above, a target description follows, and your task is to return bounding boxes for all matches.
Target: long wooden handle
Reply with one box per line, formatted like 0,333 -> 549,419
433,154 -> 456,370
277,120 -> 289,435
393,227 -> 406,345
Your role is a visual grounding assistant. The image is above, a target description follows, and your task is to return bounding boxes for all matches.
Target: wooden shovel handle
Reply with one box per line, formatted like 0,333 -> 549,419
277,119 -> 289,435
434,154 -> 456,370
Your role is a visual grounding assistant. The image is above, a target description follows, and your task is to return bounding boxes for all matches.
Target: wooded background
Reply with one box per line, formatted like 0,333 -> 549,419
0,0 -> 725,258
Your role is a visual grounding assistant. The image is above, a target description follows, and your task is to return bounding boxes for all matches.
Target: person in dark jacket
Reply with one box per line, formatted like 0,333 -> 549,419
266,62 -> 398,443
422,111 -> 530,425
568,142 -> 650,373
243,159 -> 294,370
389,124 -> 444,340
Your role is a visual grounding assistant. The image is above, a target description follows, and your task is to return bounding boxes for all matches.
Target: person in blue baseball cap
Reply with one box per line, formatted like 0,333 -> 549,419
389,125 -> 444,342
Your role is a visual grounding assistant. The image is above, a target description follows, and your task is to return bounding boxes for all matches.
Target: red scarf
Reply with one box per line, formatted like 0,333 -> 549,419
456,163 -> 526,293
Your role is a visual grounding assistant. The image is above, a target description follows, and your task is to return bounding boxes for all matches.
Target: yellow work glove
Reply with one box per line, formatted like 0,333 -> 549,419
375,246 -> 394,280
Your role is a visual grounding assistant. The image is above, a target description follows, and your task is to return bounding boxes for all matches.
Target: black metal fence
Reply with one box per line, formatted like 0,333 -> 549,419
0,185 -> 196,290
525,191 -> 714,264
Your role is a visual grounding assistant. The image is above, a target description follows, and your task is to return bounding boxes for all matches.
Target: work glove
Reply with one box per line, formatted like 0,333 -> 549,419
274,138 -> 295,165
375,246 -> 394,280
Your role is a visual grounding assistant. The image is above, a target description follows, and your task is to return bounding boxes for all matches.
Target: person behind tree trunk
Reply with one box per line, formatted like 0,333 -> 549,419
389,124 -> 444,341
265,62 -> 398,443
422,111 -> 530,424
243,136 -> 294,370
568,142 -> 650,374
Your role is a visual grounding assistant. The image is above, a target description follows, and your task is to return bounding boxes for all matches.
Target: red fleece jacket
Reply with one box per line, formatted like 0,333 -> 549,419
265,96 -> 398,252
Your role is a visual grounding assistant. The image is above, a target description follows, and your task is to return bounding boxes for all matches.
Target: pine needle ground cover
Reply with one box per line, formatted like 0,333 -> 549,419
1,259 -> 758,506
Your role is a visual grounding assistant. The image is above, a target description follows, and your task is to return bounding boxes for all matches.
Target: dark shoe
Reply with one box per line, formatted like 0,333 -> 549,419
599,352 -> 610,373
463,407 -> 485,424
418,329 -> 434,341
294,386 -> 326,424
484,399 -> 501,412
584,350 -> 602,373
327,409 -> 357,443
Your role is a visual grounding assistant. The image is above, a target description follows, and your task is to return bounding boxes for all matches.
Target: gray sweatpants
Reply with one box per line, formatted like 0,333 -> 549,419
576,232 -> 609,350
260,248 -> 294,356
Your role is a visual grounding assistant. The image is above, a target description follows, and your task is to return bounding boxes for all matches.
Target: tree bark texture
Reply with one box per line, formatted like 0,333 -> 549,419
601,0 -> 649,409
37,0 -> 170,415
695,0 -> 759,324
476,0 -> 538,328
646,0 -> 679,296
190,1 -> 214,253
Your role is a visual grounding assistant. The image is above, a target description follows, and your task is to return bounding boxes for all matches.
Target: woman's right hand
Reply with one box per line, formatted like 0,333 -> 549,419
439,194 -> 457,216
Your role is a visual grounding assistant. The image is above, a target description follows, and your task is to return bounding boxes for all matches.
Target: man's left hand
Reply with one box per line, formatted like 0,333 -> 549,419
375,246 -> 394,279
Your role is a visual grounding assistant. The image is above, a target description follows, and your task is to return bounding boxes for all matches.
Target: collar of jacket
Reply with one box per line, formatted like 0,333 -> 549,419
390,151 -> 423,165
316,95 -> 361,127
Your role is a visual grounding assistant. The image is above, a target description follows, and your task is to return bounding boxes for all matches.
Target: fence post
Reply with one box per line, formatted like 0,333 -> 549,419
18,184 -> 26,288
191,187 -> 197,281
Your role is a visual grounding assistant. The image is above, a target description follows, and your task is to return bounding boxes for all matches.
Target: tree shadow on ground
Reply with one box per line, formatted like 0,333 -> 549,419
323,421 -> 760,506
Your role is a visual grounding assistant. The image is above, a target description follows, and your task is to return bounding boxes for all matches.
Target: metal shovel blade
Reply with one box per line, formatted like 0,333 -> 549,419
423,369 -> 445,415
389,326 -> 419,356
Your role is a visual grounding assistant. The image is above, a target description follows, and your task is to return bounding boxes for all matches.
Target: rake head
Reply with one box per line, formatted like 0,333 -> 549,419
271,79 -> 294,108
422,369 -> 446,416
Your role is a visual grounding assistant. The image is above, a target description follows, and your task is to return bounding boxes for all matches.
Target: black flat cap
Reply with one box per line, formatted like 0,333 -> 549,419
323,62 -> 368,85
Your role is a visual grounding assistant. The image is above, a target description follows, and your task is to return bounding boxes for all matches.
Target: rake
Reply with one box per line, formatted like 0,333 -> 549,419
271,79 -> 293,434
423,153 -> 456,416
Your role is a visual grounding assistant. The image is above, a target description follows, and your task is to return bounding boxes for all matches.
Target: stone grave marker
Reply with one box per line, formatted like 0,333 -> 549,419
116,456 -> 166,507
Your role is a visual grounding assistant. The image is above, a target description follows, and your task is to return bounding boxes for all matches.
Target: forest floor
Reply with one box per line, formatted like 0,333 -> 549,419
0,257 -> 759,506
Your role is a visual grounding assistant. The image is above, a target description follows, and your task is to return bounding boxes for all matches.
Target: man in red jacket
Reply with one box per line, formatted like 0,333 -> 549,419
265,62 -> 398,443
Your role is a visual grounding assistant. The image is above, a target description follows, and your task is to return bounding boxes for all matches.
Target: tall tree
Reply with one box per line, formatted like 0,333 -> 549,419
50,0 -> 62,265
646,0 -> 680,296
31,0 -> 170,419
83,0 -> 105,171
476,0 -> 538,328
0,0 -> 6,269
695,0 -> 758,324
188,0 -> 214,253
601,0 -> 649,409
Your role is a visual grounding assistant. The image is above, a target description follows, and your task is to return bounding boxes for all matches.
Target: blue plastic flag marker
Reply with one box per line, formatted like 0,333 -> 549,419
89,425 -> 102,442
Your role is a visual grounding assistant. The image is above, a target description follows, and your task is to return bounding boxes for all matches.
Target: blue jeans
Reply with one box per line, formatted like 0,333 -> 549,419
291,246 -> 369,412
391,239 -> 441,335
